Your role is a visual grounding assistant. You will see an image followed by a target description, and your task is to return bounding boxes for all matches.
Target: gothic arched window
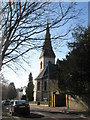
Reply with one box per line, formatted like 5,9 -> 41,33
37,82 -> 40,91
40,61 -> 42,69
44,81 -> 47,91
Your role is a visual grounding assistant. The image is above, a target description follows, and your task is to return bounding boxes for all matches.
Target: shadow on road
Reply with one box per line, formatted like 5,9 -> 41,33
49,111 -> 89,117
49,111 -> 82,115
15,113 -> 44,118
26,113 -> 44,118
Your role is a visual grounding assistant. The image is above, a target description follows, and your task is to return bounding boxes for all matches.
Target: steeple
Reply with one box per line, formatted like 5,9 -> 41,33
40,23 -> 55,59
39,23 -> 55,72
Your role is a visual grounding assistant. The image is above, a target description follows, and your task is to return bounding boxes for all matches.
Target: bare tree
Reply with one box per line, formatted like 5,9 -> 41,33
1,2 -> 82,71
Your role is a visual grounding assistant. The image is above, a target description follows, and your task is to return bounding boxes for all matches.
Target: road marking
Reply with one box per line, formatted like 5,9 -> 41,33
2,116 -> 11,118
80,114 -> 87,118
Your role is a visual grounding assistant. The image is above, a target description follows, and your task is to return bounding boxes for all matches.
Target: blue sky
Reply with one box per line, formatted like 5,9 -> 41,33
2,2 -> 88,88
88,2 -> 90,26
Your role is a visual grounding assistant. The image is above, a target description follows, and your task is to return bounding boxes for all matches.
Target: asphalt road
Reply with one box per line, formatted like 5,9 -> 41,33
1,105 -> 90,120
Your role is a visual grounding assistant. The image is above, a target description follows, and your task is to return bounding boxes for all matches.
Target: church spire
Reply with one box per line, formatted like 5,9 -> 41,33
45,22 -> 49,40
40,23 -> 55,59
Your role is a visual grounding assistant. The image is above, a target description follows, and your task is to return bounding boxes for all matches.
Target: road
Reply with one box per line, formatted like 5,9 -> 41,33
1,104 -> 90,120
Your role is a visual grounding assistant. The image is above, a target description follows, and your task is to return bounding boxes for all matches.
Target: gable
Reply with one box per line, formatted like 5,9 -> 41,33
35,62 -> 58,80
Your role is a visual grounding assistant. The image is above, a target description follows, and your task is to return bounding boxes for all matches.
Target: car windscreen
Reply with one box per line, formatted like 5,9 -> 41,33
10,101 -> 14,104
5,100 -> 10,103
15,100 -> 26,105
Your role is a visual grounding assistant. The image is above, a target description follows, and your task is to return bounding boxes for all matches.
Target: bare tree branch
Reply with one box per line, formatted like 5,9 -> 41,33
1,2 -> 83,71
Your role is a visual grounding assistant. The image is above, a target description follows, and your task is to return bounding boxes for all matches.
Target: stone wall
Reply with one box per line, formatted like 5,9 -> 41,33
69,96 -> 88,112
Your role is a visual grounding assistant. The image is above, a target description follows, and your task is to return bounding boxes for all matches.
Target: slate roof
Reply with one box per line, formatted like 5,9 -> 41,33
40,23 -> 55,59
35,62 -> 58,80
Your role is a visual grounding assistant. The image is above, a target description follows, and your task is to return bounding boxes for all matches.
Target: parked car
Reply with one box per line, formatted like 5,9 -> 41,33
9,100 -> 30,116
3,100 -> 10,106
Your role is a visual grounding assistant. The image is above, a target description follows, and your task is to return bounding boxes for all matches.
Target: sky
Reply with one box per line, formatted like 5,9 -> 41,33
1,0 -> 90,2
1,2 -> 88,89
89,2 -> 90,26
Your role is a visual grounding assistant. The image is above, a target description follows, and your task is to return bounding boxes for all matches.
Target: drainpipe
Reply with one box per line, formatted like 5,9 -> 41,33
48,62 -> 50,107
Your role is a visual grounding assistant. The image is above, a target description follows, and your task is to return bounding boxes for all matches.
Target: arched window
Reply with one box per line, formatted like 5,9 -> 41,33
37,82 -> 40,91
40,61 -> 42,69
44,81 -> 47,91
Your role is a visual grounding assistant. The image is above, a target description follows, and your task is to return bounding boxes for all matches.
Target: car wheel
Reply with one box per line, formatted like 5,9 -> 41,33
9,108 -> 12,114
11,111 -> 14,116
10,109 -> 15,116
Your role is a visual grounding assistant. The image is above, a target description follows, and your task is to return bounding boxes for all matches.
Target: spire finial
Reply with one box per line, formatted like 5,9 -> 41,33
46,19 -> 49,29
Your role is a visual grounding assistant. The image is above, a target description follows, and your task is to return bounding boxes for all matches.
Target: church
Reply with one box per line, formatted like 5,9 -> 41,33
34,23 -> 59,103
34,23 -> 57,101
33,23 -> 86,110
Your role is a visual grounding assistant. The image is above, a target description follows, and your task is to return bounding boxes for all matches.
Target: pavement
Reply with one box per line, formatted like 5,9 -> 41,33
30,104 -> 90,118
30,104 -> 85,112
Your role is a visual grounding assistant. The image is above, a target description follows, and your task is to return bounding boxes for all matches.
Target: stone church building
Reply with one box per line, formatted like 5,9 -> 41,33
33,23 -> 86,110
34,23 -> 59,102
